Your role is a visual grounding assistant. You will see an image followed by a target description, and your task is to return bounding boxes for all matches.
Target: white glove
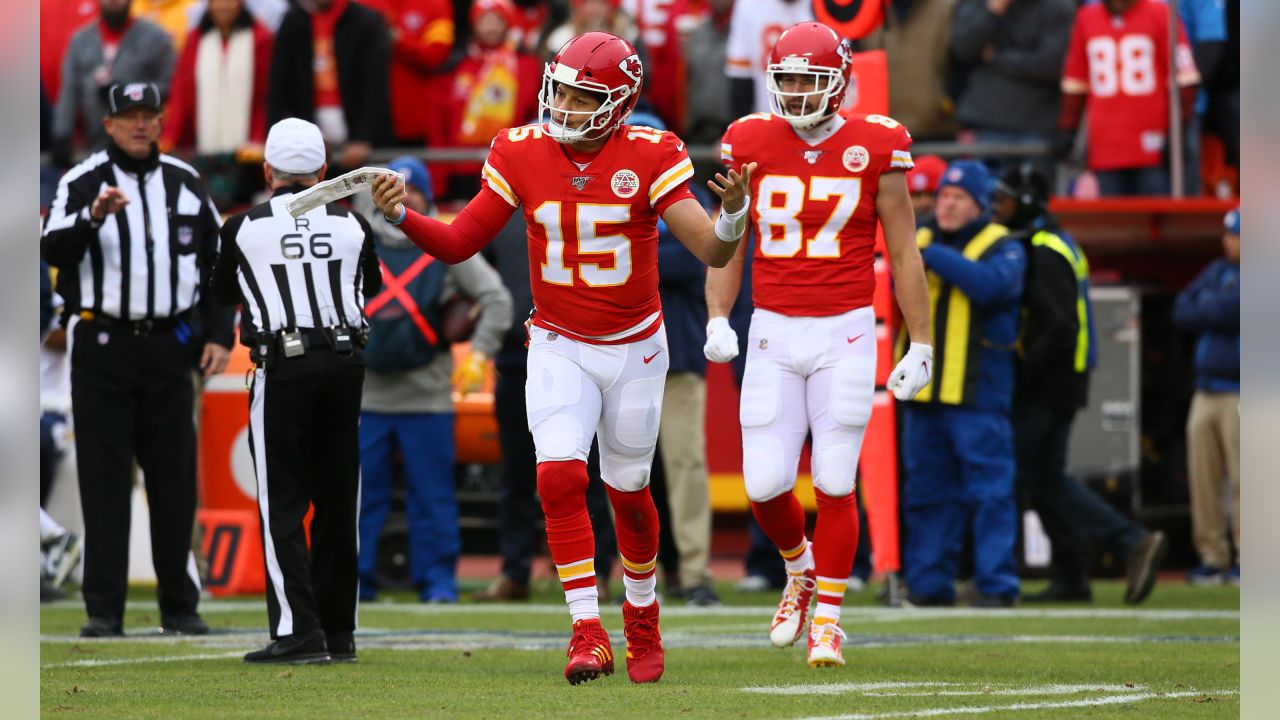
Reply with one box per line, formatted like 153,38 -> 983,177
703,316 -> 740,363
888,343 -> 933,401
285,167 -> 402,217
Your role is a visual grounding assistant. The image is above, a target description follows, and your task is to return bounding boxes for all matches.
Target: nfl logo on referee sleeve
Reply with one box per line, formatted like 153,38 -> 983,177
177,226 -> 194,246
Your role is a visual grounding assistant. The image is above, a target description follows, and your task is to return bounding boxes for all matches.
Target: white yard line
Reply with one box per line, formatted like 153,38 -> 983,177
743,682 -> 963,696
792,690 -> 1239,720
40,630 -> 1238,651
864,684 -> 1145,697
43,651 -> 246,669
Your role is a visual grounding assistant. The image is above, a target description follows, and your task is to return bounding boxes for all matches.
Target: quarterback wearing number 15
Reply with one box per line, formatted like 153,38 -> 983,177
704,22 -> 933,668
371,32 -> 755,686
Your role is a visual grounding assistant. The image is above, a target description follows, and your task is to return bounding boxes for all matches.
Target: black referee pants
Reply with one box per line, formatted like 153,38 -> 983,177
249,347 -> 364,640
70,320 -> 200,627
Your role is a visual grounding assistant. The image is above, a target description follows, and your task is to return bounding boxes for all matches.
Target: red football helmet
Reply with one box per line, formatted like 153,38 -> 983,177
539,31 -> 643,143
766,22 -> 853,130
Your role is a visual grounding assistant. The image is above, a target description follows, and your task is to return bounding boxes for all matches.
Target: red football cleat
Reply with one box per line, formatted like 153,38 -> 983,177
622,600 -> 664,683
807,617 -> 847,668
564,618 -> 614,685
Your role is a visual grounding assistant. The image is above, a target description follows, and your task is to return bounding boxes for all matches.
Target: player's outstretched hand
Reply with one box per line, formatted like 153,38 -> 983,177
704,316 -> 740,363
371,173 -> 408,222
708,162 -> 757,215
887,343 -> 934,401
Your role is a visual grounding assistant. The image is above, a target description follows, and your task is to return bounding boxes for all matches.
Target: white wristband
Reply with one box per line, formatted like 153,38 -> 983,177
714,198 -> 750,243
389,205 -> 407,226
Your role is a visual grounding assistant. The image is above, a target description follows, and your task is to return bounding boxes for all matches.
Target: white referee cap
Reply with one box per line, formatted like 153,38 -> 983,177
265,118 -> 326,174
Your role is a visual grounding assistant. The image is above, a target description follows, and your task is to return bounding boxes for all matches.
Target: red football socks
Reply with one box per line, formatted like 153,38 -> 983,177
606,485 -> 660,607
813,488 -> 859,622
538,460 -> 598,621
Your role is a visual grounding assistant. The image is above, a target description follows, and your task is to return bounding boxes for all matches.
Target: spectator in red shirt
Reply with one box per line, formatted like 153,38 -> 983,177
161,0 -> 273,157
360,0 -> 455,146
621,0 -> 693,132
508,0 -> 555,56
442,0 -> 540,197
1055,0 -> 1200,197
40,0 -> 100,103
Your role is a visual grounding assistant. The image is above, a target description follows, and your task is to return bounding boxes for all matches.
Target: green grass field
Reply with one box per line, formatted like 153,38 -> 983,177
40,579 -> 1239,719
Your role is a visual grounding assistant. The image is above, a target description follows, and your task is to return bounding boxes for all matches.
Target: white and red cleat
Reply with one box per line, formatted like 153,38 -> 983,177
564,618 -> 614,685
769,568 -> 817,648
622,600 -> 664,683
806,617 -> 847,668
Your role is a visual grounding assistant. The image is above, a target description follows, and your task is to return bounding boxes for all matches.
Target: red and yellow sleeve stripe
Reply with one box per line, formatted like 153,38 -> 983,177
649,157 -> 694,207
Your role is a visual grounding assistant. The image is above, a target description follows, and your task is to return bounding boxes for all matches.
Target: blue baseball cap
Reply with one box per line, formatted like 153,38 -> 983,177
1224,208 -> 1240,235
626,110 -> 666,132
388,155 -> 432,203
938,160 -> 992,213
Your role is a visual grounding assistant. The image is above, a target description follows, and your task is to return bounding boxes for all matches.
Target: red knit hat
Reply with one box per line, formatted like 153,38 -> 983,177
907,154 -> 947,194
471,0 -> 516,27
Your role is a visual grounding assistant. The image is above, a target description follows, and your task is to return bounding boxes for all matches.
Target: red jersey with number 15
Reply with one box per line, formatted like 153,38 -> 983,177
1062,0 -> 1199,171
721,112 -> 913,317
482,123 -> 695,343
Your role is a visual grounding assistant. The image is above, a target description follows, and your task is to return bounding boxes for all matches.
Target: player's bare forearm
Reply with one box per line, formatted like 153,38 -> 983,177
878,172 -> 932,345
706,237 -> 747,318
663,198 -> 741,268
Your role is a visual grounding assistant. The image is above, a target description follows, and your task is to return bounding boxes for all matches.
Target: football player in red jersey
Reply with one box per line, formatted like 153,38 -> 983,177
704,22 -> 933,668
371,31 -> 754,685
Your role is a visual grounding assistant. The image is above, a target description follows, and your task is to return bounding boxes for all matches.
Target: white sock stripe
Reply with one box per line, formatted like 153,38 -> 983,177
814,603 -> 841,621
185,552 -> 202,593
564,586 -> 600,622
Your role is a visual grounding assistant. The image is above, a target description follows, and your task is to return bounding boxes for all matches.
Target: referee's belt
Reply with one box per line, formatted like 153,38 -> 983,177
78,310 -> 187,337
250,326 -> 367,366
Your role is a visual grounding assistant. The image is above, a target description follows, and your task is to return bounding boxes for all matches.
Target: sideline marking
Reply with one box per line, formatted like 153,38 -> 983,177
791,690 -> 1239,719
41,628 -> 1239,652
44,600 -> 1239,622
43,651 -> 245,669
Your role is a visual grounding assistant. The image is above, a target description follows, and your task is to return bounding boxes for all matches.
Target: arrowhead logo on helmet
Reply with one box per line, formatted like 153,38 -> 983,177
619,55 -> 642,84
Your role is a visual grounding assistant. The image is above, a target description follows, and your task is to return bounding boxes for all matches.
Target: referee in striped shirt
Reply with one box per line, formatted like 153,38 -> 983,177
214,118 -> 381,664
41,82 -> 235,638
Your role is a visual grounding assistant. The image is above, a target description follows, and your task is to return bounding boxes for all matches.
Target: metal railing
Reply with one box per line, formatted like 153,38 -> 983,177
365,140 -> 1051,165
41,140 -> 1051,171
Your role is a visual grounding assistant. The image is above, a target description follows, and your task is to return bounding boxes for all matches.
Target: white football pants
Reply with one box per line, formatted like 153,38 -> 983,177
740,306 -> 876,502
525,323 -> 669,492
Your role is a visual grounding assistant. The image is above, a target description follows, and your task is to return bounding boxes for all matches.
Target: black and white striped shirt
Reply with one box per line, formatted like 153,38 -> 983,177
213,187 -> 381,344
41,144 -> 225,326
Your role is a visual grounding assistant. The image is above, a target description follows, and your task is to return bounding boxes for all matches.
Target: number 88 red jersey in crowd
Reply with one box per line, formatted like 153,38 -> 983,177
720,112 -> 913,317
1061,0 -> 1199,171
481,122 -> 694,343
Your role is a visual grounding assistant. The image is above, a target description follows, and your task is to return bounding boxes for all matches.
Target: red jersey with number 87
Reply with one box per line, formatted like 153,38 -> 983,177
1062,0 -> 1199,171
721,112 -> 913,317
482,123 -> 695,343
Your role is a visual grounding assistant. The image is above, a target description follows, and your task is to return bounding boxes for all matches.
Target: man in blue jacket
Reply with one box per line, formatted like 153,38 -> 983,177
648,108 -> 720,607
1174,208 -> 1240,586
900,160 -> 1026,607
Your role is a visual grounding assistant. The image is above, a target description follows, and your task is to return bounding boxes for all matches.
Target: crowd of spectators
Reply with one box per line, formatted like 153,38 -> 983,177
41,0 -> 1239,206
38,0 -> 1240,605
